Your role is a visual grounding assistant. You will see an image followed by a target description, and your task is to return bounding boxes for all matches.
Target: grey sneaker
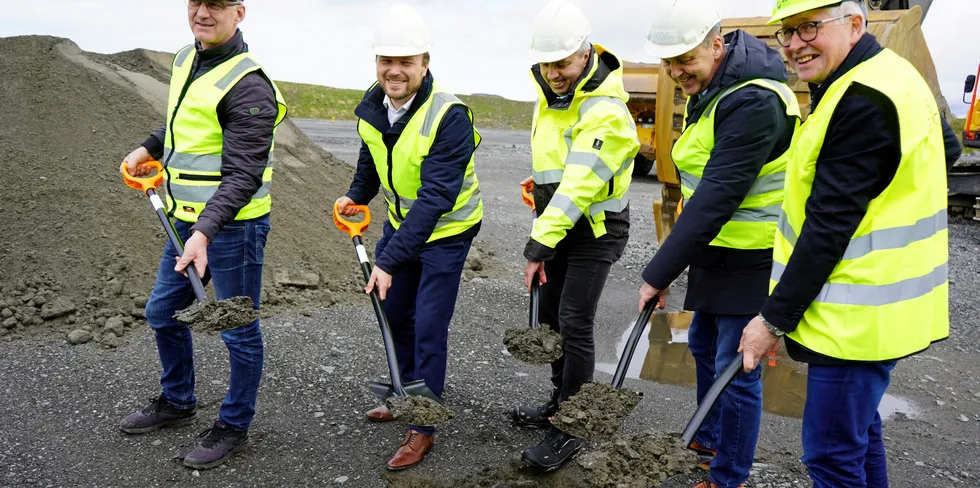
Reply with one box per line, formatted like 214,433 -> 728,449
120,394 -> 196,434
182,420 -> 249,470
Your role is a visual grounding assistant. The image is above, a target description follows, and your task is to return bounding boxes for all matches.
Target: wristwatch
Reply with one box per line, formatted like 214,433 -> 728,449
759,314 -> 785,337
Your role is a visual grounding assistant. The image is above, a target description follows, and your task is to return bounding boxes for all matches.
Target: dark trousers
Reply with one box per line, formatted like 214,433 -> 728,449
539,234 -> 626,402
376,222 -> 472,435
688,312 -> 762,488
144,215 -> 269,431
802,361 -> 896,488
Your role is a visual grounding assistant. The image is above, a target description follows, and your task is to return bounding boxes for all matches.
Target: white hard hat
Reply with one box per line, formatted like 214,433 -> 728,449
528,0 -> 592,63
644,0 -> 722,59
371,3 -> 432,57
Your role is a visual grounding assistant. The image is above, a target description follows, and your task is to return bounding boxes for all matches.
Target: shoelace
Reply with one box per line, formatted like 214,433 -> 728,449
140,396 -> 164,415
401,431 -> 421,448
197,424 -> 230,448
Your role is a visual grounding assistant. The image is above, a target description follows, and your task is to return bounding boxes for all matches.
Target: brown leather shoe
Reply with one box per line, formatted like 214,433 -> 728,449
366,405 -> 393,422
385,430 -> 434,471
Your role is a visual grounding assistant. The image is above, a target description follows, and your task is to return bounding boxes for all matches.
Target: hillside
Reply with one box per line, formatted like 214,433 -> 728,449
276,81 -> 535,131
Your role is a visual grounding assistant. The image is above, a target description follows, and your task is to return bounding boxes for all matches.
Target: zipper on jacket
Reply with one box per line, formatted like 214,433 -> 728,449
164,53 -> 202,217
387,151 -> 402,219
608,178 -> 614,197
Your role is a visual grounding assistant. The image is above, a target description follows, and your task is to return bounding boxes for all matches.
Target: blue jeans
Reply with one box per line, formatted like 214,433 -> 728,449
687,312 -> 762,488
143,215 -> 269,432
376,222 -> 471,436
802,361 -> 896,488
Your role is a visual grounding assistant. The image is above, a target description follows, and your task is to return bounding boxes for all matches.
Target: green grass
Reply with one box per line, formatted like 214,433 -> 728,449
275,81 -> 535,130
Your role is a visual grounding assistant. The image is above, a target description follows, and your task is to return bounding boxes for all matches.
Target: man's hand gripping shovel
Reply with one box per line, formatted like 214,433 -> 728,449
503,181 -> 564,365
120,160 -> 257,333
333,203 -> 454,425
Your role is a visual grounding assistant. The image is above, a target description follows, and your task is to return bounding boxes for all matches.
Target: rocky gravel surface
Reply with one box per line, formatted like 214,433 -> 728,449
2,122 -> 978,487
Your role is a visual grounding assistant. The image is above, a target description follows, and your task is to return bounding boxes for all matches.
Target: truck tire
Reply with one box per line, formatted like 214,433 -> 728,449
633,154 -> 655,178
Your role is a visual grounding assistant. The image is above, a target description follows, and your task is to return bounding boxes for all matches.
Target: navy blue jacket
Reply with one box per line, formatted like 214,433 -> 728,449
759,34 -> 961,365
642,30 -> 797,315
345,71 -> 480,274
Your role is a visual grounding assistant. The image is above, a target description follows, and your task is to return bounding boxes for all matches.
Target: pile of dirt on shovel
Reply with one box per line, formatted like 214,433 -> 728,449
0,35 -> 390,346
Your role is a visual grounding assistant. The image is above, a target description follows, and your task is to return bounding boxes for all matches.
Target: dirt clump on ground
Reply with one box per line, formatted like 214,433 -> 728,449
386,395 -> 456,426
575,431 -> 699,487
503,325 -> 563,364
551,382 -> 642,440
0,35 -> 393,345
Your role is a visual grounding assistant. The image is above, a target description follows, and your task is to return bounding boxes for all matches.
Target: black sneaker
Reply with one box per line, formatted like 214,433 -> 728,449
509,390 -> 560,429
182,420 -> 249,470
119,394 -> 196,434
521,426 -> 585,472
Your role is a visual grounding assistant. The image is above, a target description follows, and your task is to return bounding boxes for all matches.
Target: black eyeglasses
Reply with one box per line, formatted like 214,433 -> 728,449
186,0 -> 241,13
775,14 -> 852,47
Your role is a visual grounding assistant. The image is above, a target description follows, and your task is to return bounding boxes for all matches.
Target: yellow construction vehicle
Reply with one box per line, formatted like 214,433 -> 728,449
634,1 -> 952,245
962,64 -> 980,149
622,62 -> 660,177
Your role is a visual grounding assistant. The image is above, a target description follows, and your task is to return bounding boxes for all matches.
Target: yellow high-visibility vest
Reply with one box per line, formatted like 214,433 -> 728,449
771,49 -> 949,361
672,78 -> 801,249
163,45 -> 287,222
357,81 -> 483,241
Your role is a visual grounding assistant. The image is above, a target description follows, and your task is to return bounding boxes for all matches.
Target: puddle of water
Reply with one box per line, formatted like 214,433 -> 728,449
596,313 -> 916,419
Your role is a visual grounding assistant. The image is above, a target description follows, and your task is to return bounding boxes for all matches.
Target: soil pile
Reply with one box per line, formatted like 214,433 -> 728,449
503,325 -> 564,364
551,382 -> 642,440
0,35 -> 385,345
386,395 -> 456,426
576,431 -> 699,487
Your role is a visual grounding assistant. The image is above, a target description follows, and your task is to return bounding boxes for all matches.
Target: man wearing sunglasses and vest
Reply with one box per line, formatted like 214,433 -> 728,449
334,3 -> 482,471
638,1 -> 801,486
119,0 -> 287,470
738,1 -> 961,486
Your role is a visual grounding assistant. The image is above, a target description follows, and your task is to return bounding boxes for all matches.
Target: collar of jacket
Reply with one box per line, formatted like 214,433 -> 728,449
685,29 -> 789,123
354,70 -> 435,136
808,32 -> 883,110
530,43 -> 618,110
194,28 -> 247,64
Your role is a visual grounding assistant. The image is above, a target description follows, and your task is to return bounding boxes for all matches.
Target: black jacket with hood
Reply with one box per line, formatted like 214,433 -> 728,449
642,30 -> 797,315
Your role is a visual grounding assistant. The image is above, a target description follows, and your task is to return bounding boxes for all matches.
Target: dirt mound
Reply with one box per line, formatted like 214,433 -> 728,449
551,382 -> 642,440
0,35 -> 385,345
576,431 -> 698,487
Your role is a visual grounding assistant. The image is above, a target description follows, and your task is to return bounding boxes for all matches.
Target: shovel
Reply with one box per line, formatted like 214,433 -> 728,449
549,302 -> 656,440
120,160 -> 258,333
332,202 -> 439,403
502,182 -> 564,364
680,352 -> 744,447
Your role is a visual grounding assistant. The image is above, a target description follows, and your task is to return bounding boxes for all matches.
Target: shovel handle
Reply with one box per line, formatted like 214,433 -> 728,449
120,160 -> 164,194
681,352 -> 745,447
611,301 -> 656,389
144,187 -> 208,303
528,276 -> 540,329
333,202 -> 371,238
521,180 -> 535,212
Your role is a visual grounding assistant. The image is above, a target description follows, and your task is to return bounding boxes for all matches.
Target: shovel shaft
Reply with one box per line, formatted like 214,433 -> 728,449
351,235 -> 407,397
611,301 -> 655,389
146,189 -> 208,303
528,276 -> 540,329
681,352 -> 744,446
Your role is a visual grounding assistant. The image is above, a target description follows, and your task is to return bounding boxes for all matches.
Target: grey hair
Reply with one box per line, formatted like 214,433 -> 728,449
701,22 -> 722,47
829,1 -> 867,34
575,37 -> 591,56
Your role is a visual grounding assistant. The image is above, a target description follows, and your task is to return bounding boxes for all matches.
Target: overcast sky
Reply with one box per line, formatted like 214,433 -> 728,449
1,0 -> 975,117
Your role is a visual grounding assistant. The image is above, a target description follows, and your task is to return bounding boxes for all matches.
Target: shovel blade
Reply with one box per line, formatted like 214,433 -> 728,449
402,380 -> 439,402
368,381 -> 395,402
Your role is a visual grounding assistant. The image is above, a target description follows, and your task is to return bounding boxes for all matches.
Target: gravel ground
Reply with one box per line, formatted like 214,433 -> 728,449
3,122 -> 979,487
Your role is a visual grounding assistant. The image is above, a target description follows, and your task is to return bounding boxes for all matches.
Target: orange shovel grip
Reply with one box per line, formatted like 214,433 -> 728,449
120,159 -> 164,194
333,202 -> 371,238
521,181 -> 535,211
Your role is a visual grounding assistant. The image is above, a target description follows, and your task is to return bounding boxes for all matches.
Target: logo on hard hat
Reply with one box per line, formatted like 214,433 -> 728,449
649,29 -> 679,44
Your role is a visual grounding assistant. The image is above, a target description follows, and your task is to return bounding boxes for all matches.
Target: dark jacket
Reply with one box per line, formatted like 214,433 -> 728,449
641,30 -> 797,315
759,33 -> 962,364
523,46 -> 631,262
142,29 -> 279,242
345,71 -> 479,275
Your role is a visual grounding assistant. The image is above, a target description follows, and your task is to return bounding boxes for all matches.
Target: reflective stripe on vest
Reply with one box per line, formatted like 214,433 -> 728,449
163,45 -> 287,223
671,77 -> 801,250
357,81 -> 483,243
770,49 -> 949,361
